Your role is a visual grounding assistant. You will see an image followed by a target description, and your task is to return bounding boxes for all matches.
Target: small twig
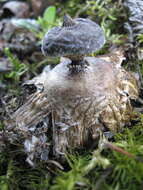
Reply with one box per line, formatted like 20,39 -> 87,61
104,142 -> 143,163
98,130 -> 143,163
104,142 -> 135,158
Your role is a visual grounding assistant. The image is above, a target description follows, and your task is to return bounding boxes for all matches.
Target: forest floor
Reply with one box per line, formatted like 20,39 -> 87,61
0,0 -> 143,190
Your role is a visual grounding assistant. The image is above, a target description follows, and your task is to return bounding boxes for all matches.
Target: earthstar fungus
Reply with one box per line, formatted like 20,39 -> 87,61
8,15 -> 139,164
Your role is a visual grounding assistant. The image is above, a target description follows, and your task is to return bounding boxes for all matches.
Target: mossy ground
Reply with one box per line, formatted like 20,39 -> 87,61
0,0 -> 143,189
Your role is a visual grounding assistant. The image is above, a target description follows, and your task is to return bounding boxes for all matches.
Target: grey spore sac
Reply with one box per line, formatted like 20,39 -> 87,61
42,14 -> 105,59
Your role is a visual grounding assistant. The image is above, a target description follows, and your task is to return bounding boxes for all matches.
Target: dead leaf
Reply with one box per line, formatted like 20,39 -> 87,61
2,1 -> 30,18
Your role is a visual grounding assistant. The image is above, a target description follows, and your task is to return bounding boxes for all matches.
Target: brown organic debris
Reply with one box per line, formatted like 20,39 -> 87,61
2,1 -> 30,18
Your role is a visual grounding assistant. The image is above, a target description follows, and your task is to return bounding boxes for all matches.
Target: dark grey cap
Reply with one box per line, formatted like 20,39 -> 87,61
42,15 -> 105,57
